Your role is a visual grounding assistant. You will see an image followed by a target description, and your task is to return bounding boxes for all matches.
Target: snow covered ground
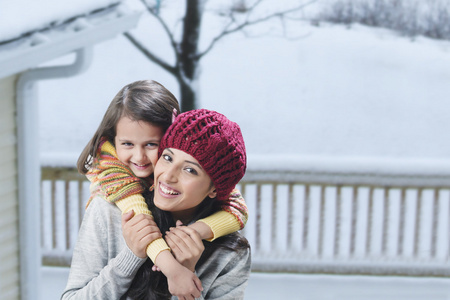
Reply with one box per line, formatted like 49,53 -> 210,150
42,266 -> 450,299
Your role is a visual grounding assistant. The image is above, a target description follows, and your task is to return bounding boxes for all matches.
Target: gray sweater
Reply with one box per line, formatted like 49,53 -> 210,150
61,196 -> 251,300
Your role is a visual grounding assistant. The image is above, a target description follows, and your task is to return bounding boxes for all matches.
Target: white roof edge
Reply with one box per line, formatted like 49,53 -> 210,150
0,4 -> 141,79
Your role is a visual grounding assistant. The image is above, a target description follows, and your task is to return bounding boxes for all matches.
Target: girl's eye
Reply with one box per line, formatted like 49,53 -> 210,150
122,142 -> 133,147
147,143 -> 158,148
162,154 -> 172,162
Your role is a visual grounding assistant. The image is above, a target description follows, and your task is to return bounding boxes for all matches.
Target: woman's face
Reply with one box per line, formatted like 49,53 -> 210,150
153,148 -> 216,222
115,116 -> 164,179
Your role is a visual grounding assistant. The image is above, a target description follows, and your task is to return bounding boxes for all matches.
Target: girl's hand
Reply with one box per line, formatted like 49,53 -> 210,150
165,221 -> 205,272
121,210 -> 162,258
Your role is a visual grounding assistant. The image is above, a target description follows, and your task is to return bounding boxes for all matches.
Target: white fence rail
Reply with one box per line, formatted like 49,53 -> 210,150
41,157 -> 450,276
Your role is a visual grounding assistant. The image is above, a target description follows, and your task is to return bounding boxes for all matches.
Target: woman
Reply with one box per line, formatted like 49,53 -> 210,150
62,109 -> 251,299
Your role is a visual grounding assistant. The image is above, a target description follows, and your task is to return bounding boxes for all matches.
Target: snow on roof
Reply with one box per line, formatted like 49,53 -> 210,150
0,1 -> 141,78
0,0 -> 122,44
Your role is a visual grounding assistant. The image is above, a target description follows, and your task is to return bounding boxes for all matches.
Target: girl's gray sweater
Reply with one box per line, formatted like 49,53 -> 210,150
61,196 -> 251,300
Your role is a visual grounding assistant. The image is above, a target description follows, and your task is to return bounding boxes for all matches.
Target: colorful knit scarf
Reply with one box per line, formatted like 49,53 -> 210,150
85,137 -> 152,207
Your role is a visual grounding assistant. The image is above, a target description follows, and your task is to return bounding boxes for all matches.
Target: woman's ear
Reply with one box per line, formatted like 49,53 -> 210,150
208,188 -> 217,199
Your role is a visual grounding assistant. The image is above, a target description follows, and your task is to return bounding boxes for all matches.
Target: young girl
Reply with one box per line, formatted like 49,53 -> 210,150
63,108 -> 250,299
71,80 -> 248,297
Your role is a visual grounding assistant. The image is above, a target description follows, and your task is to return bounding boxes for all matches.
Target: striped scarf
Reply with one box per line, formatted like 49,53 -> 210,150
85,137 -> 151,207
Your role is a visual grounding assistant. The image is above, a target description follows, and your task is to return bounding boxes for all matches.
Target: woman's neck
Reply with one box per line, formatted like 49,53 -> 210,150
171,208 -> 196,225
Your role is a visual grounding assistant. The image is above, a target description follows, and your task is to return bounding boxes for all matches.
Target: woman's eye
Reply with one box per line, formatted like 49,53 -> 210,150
162,154 -> 172,162
147,143 -> 158,148
185,167 -> 198,175
122,142 -> 133,147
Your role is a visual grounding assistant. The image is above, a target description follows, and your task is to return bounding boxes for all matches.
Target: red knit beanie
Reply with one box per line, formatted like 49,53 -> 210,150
159,109 -> 246,200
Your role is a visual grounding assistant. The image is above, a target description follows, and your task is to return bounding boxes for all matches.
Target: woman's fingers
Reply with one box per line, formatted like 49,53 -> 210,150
170,226 -> 204,250
121,210 -> 135,226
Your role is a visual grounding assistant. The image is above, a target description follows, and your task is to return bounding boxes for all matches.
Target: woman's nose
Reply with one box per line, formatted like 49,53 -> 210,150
163,165 -> 178,183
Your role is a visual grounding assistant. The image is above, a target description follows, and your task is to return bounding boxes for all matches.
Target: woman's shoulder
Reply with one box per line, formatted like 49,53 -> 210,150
86,195 -> 121,215
196,235 -> 251,298
83,195 -> 122,230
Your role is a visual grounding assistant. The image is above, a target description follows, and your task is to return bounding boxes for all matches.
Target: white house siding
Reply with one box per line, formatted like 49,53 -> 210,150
0,75 -> 20,300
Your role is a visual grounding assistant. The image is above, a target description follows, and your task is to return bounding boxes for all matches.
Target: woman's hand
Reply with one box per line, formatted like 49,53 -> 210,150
166,264 -> 203,300
165,220 -> 205,272
121,210 -> 162,258
153,250 -> 203,299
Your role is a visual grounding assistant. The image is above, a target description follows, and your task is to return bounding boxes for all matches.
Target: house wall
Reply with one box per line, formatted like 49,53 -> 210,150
0,75 -> 20,300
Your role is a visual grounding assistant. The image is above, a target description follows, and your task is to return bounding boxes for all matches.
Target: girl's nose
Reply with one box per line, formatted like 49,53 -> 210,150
134,147 -> 147,162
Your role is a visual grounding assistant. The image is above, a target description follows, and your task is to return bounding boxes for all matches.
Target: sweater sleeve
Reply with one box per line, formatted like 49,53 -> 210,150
61,197 -> 147,300
85,138 -> 169,263
197,189 -> 248,241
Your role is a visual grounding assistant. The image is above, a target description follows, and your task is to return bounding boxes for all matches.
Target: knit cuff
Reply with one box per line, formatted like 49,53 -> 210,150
115,194 -> 151,215
197,211 -> 241,241
146,238 -> 171,263
115,195 -> 169,263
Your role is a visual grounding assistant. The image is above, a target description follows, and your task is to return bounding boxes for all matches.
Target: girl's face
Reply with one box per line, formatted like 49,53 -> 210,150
153,148 -> 216,222
115,116 -> 164,179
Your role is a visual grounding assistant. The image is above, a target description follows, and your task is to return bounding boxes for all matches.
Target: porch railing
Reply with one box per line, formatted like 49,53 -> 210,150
41,156 -> 450,276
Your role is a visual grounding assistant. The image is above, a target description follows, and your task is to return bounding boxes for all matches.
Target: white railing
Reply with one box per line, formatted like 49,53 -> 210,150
41,156 -> 450,276
40,167 -> 90,266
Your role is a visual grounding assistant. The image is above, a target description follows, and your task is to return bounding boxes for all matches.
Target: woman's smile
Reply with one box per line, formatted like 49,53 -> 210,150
158,182 -> 180,197
153,148 -> 216,222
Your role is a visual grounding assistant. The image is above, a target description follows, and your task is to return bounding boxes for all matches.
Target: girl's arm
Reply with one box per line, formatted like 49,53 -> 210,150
86,138 -> 170,262
86,138 -> 204,298
194,189 -> 248,241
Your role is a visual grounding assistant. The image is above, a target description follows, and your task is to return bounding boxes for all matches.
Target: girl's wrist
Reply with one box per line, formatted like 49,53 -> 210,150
188,221 -> 213,240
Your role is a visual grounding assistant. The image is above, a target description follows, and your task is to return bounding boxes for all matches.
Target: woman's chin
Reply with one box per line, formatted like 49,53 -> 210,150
153,196 -> 173,211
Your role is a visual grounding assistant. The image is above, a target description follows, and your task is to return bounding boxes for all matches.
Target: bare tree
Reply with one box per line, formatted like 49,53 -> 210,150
125,0 -> 315,111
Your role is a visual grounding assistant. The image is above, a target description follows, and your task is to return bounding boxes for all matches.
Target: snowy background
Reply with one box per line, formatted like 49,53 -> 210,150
4,0 -> 450,298
35,0 -> 450,168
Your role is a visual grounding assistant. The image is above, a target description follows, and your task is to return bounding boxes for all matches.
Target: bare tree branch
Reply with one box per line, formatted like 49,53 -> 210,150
197,0 -> 317,59
248,0 -> 265,12
140,0 -> 181,62
125,0 -> 317,110
123,32 -> 177,76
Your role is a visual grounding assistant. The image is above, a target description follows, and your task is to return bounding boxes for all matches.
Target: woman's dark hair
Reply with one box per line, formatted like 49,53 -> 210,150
124,191 -> 250,299
77,80 -> 180,174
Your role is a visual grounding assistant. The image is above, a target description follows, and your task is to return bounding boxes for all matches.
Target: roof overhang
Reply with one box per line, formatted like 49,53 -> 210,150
0,3 -> 141,79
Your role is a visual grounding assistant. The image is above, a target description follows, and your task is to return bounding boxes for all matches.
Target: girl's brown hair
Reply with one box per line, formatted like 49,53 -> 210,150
77,80 -> 180,174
